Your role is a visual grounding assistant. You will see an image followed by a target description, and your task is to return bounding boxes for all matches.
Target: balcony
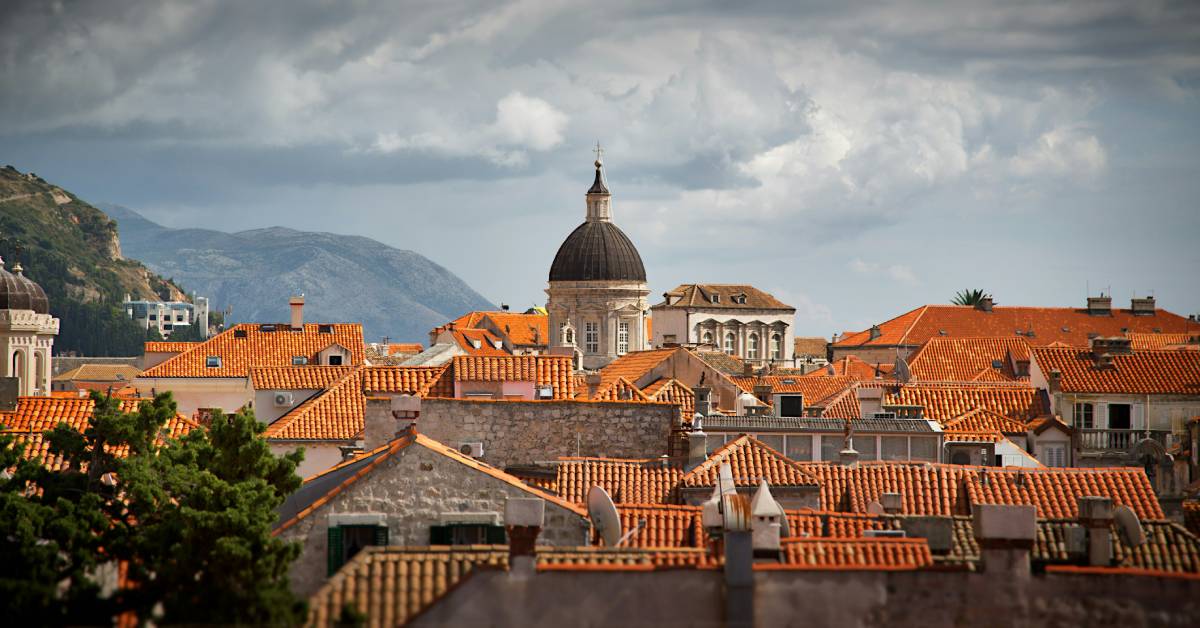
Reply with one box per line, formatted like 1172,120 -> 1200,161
1078,429 -> 1172,453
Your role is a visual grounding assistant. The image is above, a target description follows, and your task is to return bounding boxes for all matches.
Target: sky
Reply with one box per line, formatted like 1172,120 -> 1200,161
2,0 -> 1198,337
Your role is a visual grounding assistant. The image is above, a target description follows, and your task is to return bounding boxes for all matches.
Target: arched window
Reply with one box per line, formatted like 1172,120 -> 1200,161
747,334 -> 759,359
723,332 -> 736,355
702,331 -> 714,346
33,352 -> 45,393
11,350 -> 22,379
560,322 -> 575,345
770,334 -> 782,360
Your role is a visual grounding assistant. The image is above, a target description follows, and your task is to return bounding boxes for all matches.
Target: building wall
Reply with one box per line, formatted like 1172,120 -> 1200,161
253,388 -> 321,425
670,308 -> 795,364
1050,392 -> 1200,434
648,308 -> 688,347
546,280 -> 650,370
831,345 -> 913,365
416,398 -> 677,468
270,442 -> 344,480
1031,429 -> 1073,467
132,377 -> 252,415
277,444 -> 591,597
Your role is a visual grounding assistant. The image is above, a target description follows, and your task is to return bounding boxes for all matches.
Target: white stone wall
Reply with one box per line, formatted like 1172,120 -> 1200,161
277,443 -> 591,597
417,398 -> 677,468
546,280 -> 649,370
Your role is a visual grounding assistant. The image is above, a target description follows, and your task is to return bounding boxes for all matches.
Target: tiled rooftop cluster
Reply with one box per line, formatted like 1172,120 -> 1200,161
140,323 -> 366,378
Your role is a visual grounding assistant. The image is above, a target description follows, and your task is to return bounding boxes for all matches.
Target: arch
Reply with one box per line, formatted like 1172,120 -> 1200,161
951,451 -> 971,466
747,333 -> 760,360
723,332 -> 736,355
770,333 -> 782,361
702,330 -> 714,346
11,349 -> 23,380
33,351 -> 45,394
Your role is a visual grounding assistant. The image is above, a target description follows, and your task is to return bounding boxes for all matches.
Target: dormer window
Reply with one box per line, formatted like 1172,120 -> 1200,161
318,324 -> 333,334
711,293 -> 720,304
205,356 -> 222,368
260,324 -> 276,332
292,356 -> 308,366
234,329 -> 248,338
732,294 -> 747,305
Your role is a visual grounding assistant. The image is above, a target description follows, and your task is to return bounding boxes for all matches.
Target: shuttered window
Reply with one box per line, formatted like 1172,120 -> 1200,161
429,524 -> 506,545
327,524 -> 389,576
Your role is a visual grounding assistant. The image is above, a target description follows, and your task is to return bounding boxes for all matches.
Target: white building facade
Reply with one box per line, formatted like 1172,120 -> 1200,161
651,284 -> 795,366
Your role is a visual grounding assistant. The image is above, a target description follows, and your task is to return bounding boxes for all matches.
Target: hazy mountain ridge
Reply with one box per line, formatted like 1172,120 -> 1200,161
103,204 -> 494,342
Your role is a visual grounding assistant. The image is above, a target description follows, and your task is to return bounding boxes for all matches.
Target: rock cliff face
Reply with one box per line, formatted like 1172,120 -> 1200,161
0,165 -> 190,355
104,205 -> 494,343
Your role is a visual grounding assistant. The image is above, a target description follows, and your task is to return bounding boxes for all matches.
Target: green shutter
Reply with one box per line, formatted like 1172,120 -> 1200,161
327,526 -> 344,576
430,525 -> 452,545
485,525 -> 507,544
374,525 -> 389,547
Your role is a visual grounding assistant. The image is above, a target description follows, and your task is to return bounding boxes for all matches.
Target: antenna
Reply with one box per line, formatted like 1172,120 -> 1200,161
1113,504 -> 1145,547
587,486 -> 622,547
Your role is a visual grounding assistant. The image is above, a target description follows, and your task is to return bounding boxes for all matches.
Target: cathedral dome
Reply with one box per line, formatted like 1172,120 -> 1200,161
0,260 -> 50,314
549,220 -> 647,282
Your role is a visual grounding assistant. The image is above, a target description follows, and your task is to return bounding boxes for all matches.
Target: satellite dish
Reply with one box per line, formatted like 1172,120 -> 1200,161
587,486 -> 622,547
866,500 -> 885,515
1114,504 -> 1146,547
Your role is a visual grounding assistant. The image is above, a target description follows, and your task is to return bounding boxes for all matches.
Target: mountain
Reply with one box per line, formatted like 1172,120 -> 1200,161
102,205 -> 494,343
0,165 -> 189,356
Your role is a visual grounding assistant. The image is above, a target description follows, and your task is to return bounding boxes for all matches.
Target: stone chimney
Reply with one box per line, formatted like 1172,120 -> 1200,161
972,504 -> 1036,578
881,492 -> 903,514
976,296 -> 994,312
856,386 -> 883,418
868,325 -> 882,341
752,384 -> 773,405
1047,369 -> 1062,394
1077,496 -> 1114,567
750,480 -> 783,557
504,497 -> 544,578
0,377 -> 18,412
363,395 -> 420,451
289,295 -> 305,331
1087,295 -> 1112,316
1130,296 -> 1156,316
585,373 -> 602,399
687,424 -> 708,471
693,386 -> 712,417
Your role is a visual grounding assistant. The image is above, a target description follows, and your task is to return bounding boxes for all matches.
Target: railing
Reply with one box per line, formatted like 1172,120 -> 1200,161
1078,429 -> 1171,452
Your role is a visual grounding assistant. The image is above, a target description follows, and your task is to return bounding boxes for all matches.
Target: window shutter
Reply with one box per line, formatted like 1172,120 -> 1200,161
374,525 -> 389,547
327,526 -> 344,576
486,525 -> 507,544
429,525 -> 452,545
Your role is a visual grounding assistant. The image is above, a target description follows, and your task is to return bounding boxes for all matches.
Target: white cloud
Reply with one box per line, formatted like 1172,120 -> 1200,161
491,92 -> 568,151
849,258 -> 918,284
1009,126 -> 1107,178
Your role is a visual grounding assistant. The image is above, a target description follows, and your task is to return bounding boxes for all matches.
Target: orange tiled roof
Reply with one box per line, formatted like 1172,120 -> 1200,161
249,366 -> 356,390
818,385 -> 863,419
731,374 -> 857,398
545,457 -> 683,504
654,284 -> 795,310
361,365 -> 453,397
139,323 -> 365,378
386,343 -> 424,355
263,367 -> 365,441
480,312 -> 548,346
808,355 -> 894,381
907,337 -> 1030,382
794,337 -> 829,358
587,376 -> 651,402
788,510 -> 892,538
143,341 -> 198,353
616,504 -> 705,548
801,462 -> 971,516
885,382 -> 1045,423
682,435 -> 820,488
449,328 -> 510,356
943,408 -> 1030,434
452,355 -> 575,399
1127,332 -> 1200,351
778,537 -> 933,570
641,378 -> 696,423
52,363 -> 142,383
835,304 -> 1196,349
597,348 -> 678,387
1031,347 -> 1200,395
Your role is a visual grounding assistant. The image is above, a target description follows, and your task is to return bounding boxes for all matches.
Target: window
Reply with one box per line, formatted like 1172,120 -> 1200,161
747,334 -> 759,359
327,524 -> 388,576
820,435 -> 842,461
617,321 -> 630,355
785,435 -> 813,461
702,331 -> 714,346
723,332 -> 736,355
757,434 -> 784,452
327,355 -> 343,366
1044,444 -> 1066,467
149,314 -> 157,321
778,395 -> 804,417
770,334 -> 782,360
663,334 -> 677,344
318,324 -> 333,334
856,436 -> 878,461
880,436 -> 908,461
291,356 -> 308,366
1073,402 -> 1094,429
176,314 -> 185,322
585,321 -> 599,354
205,356 -> 222,368
711,293 -> 720,304
560,323 -> 575,345
429,524 -> 506,546
909,438 -> 937,462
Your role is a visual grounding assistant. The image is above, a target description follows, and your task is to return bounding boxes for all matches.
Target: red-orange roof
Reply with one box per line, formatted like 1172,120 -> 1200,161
808,355 -> 894,381
732,374 -> 857,398
479,312 -> 548,347
262,368 -> 365,441
449,328 -> 509,356
907,337 -> 1030,382
143,341 -> 198,353
885,383 -> 1045,423
386,343 -> 424,355
1031,347 -> 1200,395
250,366 -> 356,390
541,457 -> 683,504
451,355 -> 575,399
654,284 -> 795,310
943,408 -> 1030,434
778,537 -> 933,570
682,435 -> 820,488
597,348 -> 678,387
641,378 -> 696,423
361,365 -> 453,397
1127,332 -> 1200,351
139,323 -> 365,378
835,304 -> 1196,349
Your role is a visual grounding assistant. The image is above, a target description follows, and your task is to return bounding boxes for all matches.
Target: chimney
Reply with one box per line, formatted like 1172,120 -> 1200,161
687,424 -> 708,471
722,493 -> 754,628
363,395 -> 420,450
586,373 -> 602,399
1047,369 -> 1062,394
976,296 -> 994,312
693,386 -> 713,417
1086,295 -> 1112,316
750,480 -> 783,557
289,295 -> 305,331
0,377 -> 18,412
1130,296 -> 1155,316
972,504 -> 1036,578
881,492 -> 903,514
742,362 -> 754,377
504,497 -> 544,578
868,325 -> 882,341
752,384 -> 773,405
1077,496 -> 1114,567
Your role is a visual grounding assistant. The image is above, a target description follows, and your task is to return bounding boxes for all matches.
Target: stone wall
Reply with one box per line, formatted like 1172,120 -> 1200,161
416,398 -> 677,468
277,441 -> 590,597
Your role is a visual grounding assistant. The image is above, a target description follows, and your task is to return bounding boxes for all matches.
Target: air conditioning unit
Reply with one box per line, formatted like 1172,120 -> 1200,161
458,442 -> 485,458
273,392 -> 295,407
536,385 -> 554,400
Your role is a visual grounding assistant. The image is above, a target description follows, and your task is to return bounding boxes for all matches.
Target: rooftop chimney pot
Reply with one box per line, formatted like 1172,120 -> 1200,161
289,295 -> 305,331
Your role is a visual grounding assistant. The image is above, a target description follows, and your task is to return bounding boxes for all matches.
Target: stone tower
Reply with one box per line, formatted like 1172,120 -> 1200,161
546,151 -> 650,370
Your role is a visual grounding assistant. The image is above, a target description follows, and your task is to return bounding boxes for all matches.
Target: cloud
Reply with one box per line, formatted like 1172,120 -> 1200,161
1009,126 -> 1107,178
849,258 -> 919,284
492,92 -> 569,151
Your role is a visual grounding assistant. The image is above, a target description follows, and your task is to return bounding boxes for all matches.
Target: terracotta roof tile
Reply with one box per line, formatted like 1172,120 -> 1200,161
385,343 -> 424,355
943,408 -> 1030,434
808,355 -> 894,381
597,349 -> 677,387
641,378 -> 696,423
449,328 -> 510,356
263,367 -> 365,441
693,350 -> 748,376
885,383 -> 1045,423
479,312 -> 548,346
452,355 -> 575,399
777,537 -> 933,570
907,337 -> 1030,382
139,323 -> 365,378
732,374 -> 857,399
52,364 -> 141,383
794,337 -> 829,358
587,376 -> 651,402
249,366 -> 356,390
361,365 -> 453,397
682,435 -> 820,488
966,466 -> 1163,519
800,462 -> 971,515
547,458 -> 683,504
1183,501 -> 1200,537
819,386 -> 863,419
616,504 -> 705,548
143,341 -> 198,353
834,304 -> 1195,349
654,284 -> 794,310
1127,332 -> 1200,351
1031,347 -> 1200,394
